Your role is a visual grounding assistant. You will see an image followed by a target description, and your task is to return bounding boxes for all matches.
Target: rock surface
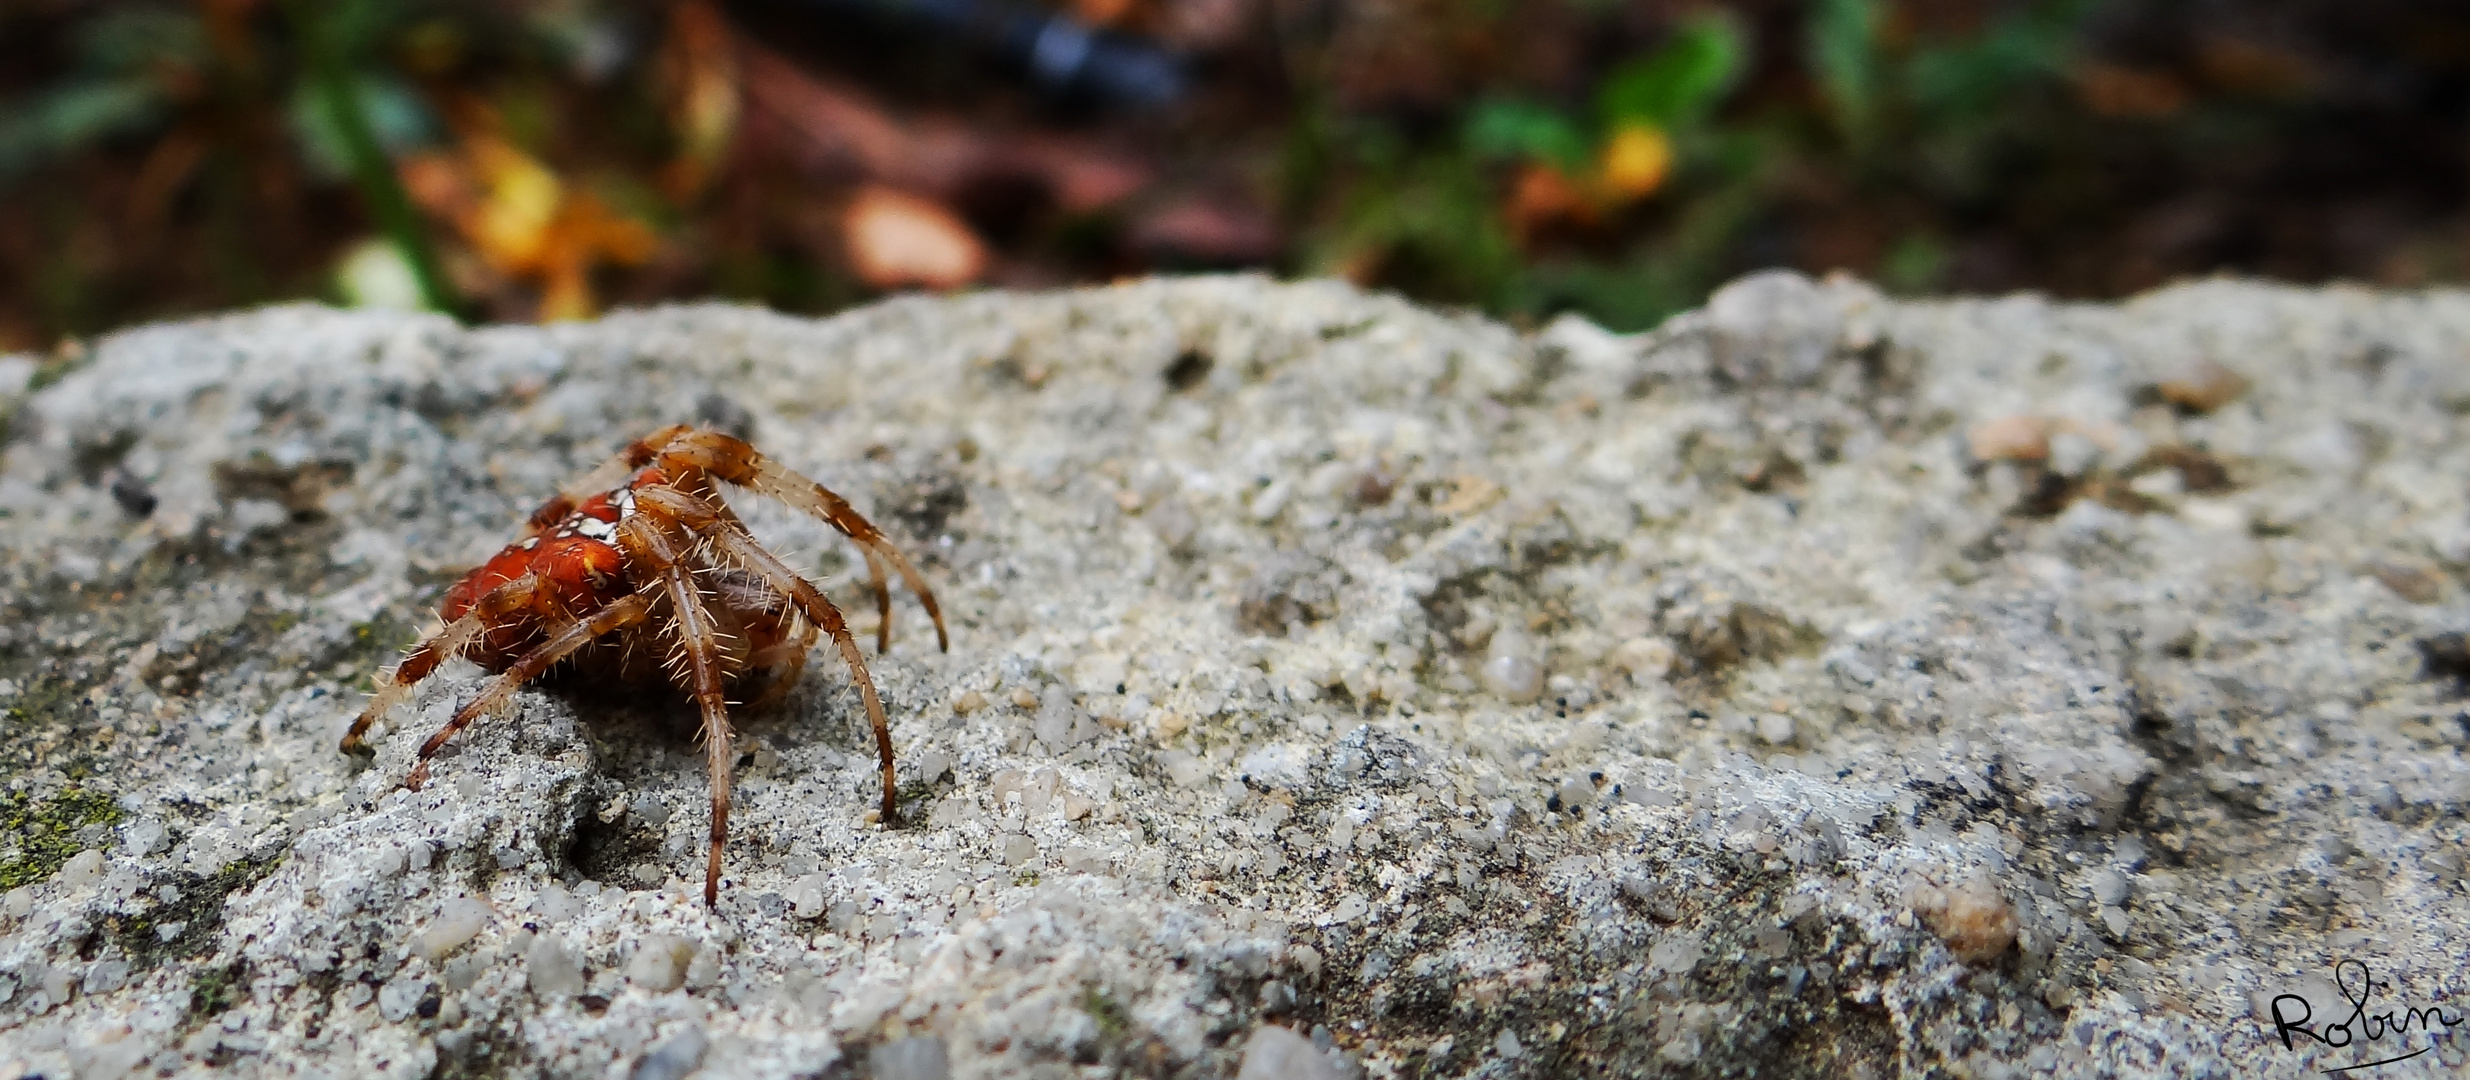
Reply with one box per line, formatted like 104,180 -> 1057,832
0,273 -> 2466,1078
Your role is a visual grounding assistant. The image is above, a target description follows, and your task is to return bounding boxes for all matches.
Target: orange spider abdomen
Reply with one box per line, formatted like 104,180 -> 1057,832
442,495 -> 631,664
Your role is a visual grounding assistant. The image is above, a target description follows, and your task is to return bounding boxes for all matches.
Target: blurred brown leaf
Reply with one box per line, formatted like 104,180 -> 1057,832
1128,196 -> 1280,264
658,0 -> 742,199
738,43 -> 1152,212
2198,37 -> 2318,98
2075,64 -> 2188,119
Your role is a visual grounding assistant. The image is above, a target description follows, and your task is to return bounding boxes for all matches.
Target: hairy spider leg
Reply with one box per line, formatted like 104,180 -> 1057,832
645,429 -> 948,653
748,620 -> 819,707
632,485 -> 904,826
711,571 -> 815,707
655,562 -> 738,906
342,570 -> 550,756
860,550 -> 894,653
402,591 -> 657,790
609,489 -> 758,907
561,426 -> 688,510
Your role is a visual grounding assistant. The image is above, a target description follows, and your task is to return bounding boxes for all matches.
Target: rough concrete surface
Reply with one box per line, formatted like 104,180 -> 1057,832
0,273 -> 2466,1079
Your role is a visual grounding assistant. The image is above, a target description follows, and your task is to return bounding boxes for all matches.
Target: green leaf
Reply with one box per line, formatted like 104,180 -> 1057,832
287,75 -> 437,179
0,80 -> 164,181
1905,1 -> 2087,122
1465,98 -> 1591,171
1597,12 -> 1747,129
1808,0 -> 1880,142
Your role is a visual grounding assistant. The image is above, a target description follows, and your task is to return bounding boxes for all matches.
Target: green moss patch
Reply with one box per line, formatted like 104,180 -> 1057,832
0,786 -> 124,889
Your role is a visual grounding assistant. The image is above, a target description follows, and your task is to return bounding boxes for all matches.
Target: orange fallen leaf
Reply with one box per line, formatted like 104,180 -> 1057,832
1504,163 -> 1591,242
843,185 -> 987,291
400,129 -> 657,321
1597,121 -> 1672,202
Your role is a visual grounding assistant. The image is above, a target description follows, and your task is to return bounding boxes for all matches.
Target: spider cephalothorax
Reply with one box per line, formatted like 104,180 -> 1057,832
342,425 -> 947,905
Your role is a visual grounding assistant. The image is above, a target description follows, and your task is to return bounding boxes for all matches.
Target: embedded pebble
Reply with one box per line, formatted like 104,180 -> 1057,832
627,936 -> 694,993
413,898 -> 493,962
631,1026 -> 708,1080
1909,877 -> 2020,965
1481,634 -> 1544,704
526,938 -> 586,997
2155,359 -> 2250,412
1606,637 -> 1677,680
1236,1025 -> 1338,1080
58,850 -> 104,889
870,1035 -> 951,1080
1967,414 -> 2049,462
376,976 -> 429,1023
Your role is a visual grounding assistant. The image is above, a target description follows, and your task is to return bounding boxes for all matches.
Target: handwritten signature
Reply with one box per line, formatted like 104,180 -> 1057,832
2269,959 -> 2464,1075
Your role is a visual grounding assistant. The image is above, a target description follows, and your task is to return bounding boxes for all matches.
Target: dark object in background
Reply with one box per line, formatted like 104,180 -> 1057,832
106,469 -> 156,517
755,0 -> 1187,110
2421,632 -> 2470,683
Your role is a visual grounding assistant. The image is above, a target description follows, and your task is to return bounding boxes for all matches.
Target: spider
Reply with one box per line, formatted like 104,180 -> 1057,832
341,424 -> 947,906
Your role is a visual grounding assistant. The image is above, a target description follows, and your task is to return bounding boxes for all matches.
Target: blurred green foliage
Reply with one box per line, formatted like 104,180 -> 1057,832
0,0 -> 2460,344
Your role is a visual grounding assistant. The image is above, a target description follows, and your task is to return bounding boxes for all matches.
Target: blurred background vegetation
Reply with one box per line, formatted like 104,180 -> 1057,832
1,0 -> 2462,349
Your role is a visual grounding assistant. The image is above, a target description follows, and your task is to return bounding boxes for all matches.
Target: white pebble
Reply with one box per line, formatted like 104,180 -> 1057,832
628,935 -> 693,993
869,1035 -> 951,1080
60,850 -> 105,889
1607,637 -> 1678,680
533,883 -> 580,924
377,976 -> 429,1022
1237,1025 -> 1338,1080
1556,774 -> 1595,810
2089,869 -> 2131,907
685,946 -> 721,988
122,820 -> 166,857
82,959 -> 129,995
413,898 -> 493,962
1000,835 -> 1038,866
634,1026 -> 709,1080
526,937 -> 585,996
1072,652 -> 1128,695
788,874 -> 830,919
1482,634 -> 1543,704
1755,713 -> 1796,745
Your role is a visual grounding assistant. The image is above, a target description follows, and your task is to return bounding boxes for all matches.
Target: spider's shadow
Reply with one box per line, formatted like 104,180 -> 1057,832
540,670 -> 876,782
550,670 -> 878,889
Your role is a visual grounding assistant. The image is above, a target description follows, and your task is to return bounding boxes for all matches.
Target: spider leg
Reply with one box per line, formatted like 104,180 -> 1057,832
632,485 -> 905,826
402,591 -> 656,790
561,423 -> 695,501
747,618 -> 817,708
654,562 -> 737,908
342,571 -> 550,756
861,549 -> 894,654
610,498 -> 747,907
653,430 -> 947,653
713,570 -> 814,706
